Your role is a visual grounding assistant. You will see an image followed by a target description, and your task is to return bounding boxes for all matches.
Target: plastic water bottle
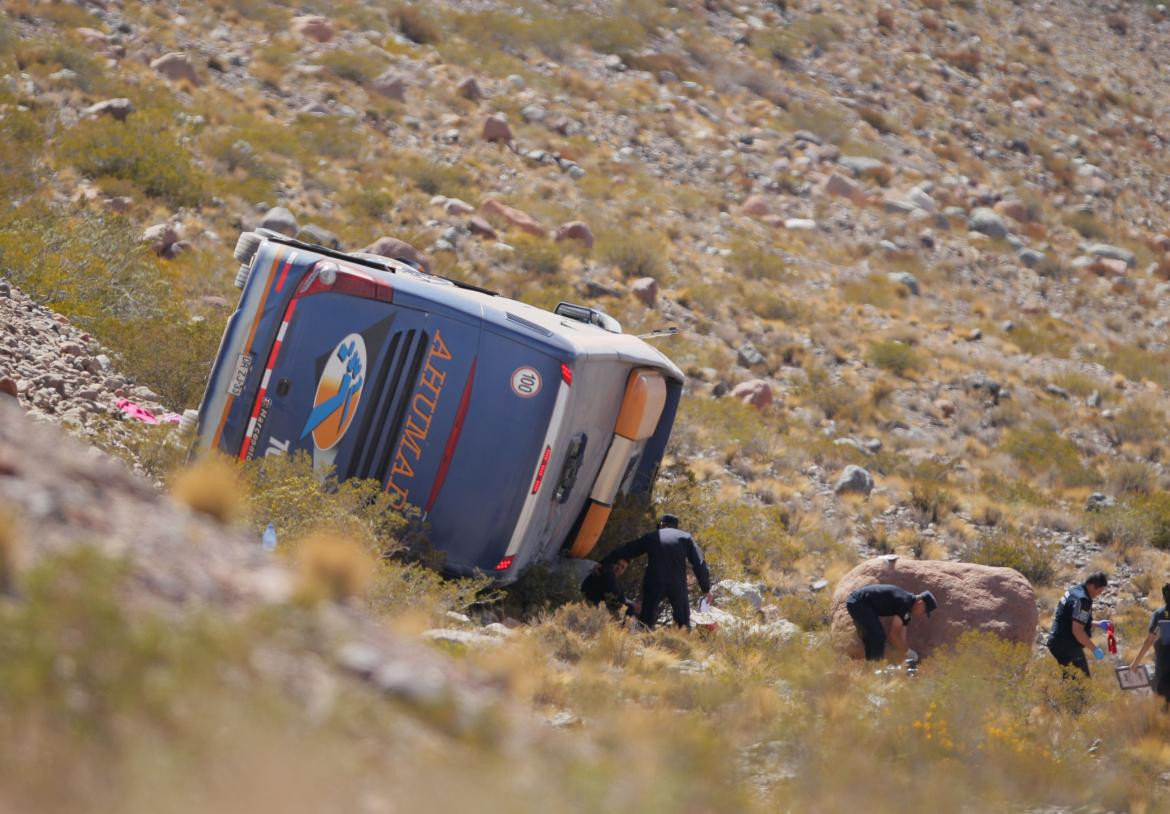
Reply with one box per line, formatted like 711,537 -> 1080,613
262,522 -> 277,552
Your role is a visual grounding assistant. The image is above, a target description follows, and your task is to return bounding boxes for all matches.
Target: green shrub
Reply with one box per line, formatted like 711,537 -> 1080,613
1001,425 -> 1099,489
512,235 -> 562,275
595,229 -> 667,279
391,154 -> 472,198
315,49 -> 387,84
866,340 -> 920,376
55,112 -> 206,207
727,238 -> 787,282
967,530 -> 1056,585
391,3 -> 442,44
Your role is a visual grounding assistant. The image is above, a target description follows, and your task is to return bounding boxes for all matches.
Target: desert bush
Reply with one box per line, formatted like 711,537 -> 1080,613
295,532 -> 376,603
727,238 -> 787,282
241,452 -> 406,551
390,2 -> 441,44
910,481 -> 956,526
1062,210 -> 1109,240
1109,460 -> 1154,496
842,273 -> 902,308
511,234 -> 562,275
1000,425 -> 1099,489
595,228 -> 667,279
1109,395 -> 1167,443
798,365 -> 864,423
0,107 -> 45,199
501,562 -> 583,618
967,529 -> 1056,585
315,48 -> 387,84
391,154 -> 472,198
171,454 -> 248,523
784,101 -> 851,145
867,340 -> 921,376
55,112 -> 206,207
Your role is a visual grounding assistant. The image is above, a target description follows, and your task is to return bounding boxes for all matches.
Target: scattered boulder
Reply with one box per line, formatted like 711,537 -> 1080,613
994,199 -> 1030,223
361,237 -> 431,273
150,52 -> 201,85
372,71 -> 407,101
908,186 -> 937,213
554,221 -> 594,249
142,223 -> 179,257
713,580 -> 764,610
297,224 -> 341,250
737,343 -> 767,369
825,173 -> 864,202
969,207 -> 1008,239
730,379 -> 773,409
741,195 -> 771,217
457,76 -> 483,101
1086,243 -> 1137,269
260,207 -> 298,237
839,155 -> 890,181
830,557 -> 1039,660
444,198 -> 475,216
292,15 -> 334,42
1085,493 -> 1117,512
933,398 -> 956,418
482,114 -> 513,144
631,277 -> 658,307
467,216 -> 498,240
480,198 -> 544,236
834,465 -> 874,496
0,377 -> 17,400
82,98 -> 134,122
887,271 -> 919,295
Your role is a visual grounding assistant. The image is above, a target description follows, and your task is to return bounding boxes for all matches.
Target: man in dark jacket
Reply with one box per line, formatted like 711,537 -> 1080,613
603,513 -> 711,629
1046,572 -> 1108,678
845,584 -> 937,661
580,558 -> 636,618
1128,583 -> 1170,705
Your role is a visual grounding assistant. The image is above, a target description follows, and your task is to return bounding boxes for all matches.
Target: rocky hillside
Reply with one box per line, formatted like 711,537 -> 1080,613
5,0 -> 1170,810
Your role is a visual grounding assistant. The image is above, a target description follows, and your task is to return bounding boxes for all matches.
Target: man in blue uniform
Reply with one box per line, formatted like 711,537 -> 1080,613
1128,583 -> 1170,704
580,558 -> 636,618
845,584 -> 938,661
603,513 -> 711,629
1046,572 -> 1108,677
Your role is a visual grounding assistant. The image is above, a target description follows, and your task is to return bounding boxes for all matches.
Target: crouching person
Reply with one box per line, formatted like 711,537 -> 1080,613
846,584 -> 937,661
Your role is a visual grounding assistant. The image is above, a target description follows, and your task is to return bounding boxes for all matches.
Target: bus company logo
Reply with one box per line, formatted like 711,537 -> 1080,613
511,366 -> 541,398
301,333 -> 367,450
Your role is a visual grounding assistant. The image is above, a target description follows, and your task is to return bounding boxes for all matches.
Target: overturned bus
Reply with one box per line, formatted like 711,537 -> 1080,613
189,229 -> 684,581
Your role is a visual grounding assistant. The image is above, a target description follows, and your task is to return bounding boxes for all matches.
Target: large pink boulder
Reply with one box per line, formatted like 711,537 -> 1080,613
830,557 -> 1038,661
481,198 -> 544,236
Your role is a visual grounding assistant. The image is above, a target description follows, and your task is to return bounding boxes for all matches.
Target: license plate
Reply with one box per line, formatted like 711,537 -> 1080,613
228,353 -> 253,396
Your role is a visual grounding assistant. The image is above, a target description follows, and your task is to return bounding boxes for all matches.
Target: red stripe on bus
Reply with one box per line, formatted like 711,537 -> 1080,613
424,358 -> 477,513
238,300 -> 298,461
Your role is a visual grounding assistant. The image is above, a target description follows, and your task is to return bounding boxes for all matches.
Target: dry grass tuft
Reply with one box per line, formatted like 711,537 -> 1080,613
170,455 -> 247,524
0,505 -> 20,595
295,532 -> 376,603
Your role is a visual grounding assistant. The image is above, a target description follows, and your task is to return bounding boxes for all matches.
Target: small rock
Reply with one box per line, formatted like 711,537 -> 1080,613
554,220 -> 594,248
362,237 -> 431,273
887,271 -> 919,295
150,52 -> 201,85
482,114 -> 513,144
372,71 -> 407,100
737,343 -> 767,368
631,277 -> 658,307
969,207 -> 1008,239
834,465 -> 874,496
742,195 -> 771,217
1086,243 -> 1137,269
480,198 -> 544,236
994,199 -> 1030,223
297,224 -> 341,250
825,173 -> 864,201
783,218 -> 817,231
1085,493 -> 1117,512
933,398 -> 956,417
444,198 -> 474,216
730,379 -> 773,409
142,223 -> 179,257
82,98 -> 134,122
0,377 -> 18,400
260,206 -> 298,237
467,216 -> 498,240
292,15 -> 334,42
456,76 -> 483,101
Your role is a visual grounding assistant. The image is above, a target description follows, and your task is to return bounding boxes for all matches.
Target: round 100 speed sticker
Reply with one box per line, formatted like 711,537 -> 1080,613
511,366 -> 542,398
